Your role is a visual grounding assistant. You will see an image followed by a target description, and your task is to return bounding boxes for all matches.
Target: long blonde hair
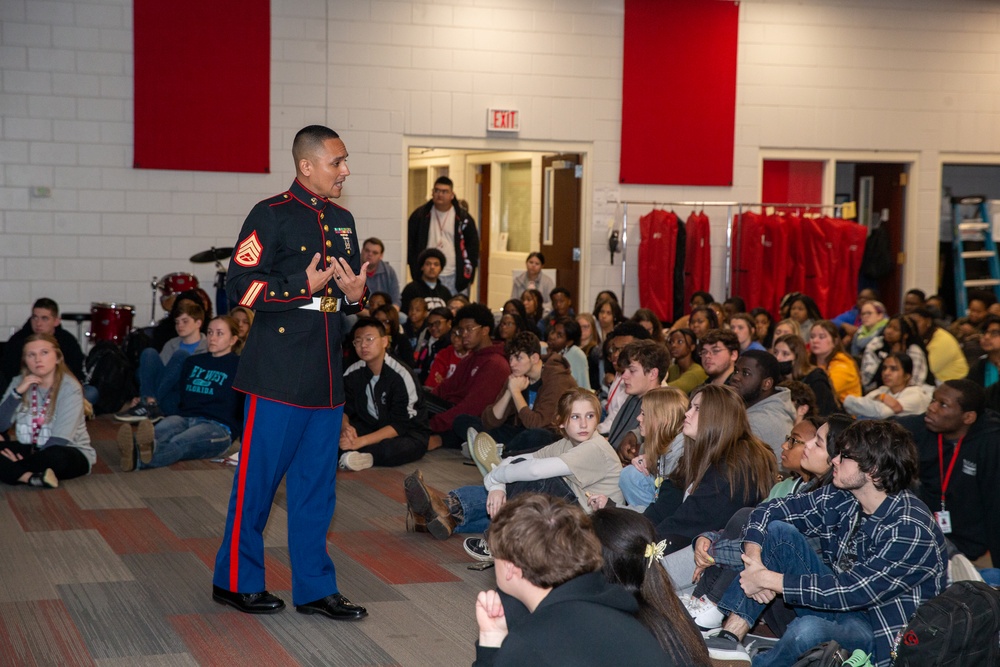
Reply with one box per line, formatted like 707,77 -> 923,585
639,387 -> 688,475
19,334 -> 78,422
676,384 -> 777,502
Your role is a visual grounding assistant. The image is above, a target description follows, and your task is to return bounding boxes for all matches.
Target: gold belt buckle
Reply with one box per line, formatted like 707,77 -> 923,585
319,296 -> 339,313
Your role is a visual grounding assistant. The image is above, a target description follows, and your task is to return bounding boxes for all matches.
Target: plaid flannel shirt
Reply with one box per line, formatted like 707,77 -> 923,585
741,485 -> 947,667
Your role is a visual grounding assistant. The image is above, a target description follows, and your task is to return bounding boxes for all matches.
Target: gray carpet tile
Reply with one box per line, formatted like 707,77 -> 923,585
392,581 -> 483,652
121,552 -> 219,616
0,500 -> 59,601
27,529 -> 134,585
262,609 -> 401,667
0,599 -> 94,666
95,653 -> 199,666
358,599 -> 474,667
57,581 -> 189,659
266,546 -> 408,604
65,474 -> 146,511
142,496 -> 227,540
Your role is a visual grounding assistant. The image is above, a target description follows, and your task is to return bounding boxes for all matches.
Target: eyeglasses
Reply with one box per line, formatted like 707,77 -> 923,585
984,329 -> 1000,338
353,335 -> 380,347
432,188 -> 451,195
456,325 -> 484,336
783,434 -> 806,448
835,450 -> 855,461
427,319 -> 447,328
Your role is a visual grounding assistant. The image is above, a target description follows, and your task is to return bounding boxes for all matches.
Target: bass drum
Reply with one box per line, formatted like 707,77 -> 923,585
158,272 -> 199,297
88,302 -> 134,345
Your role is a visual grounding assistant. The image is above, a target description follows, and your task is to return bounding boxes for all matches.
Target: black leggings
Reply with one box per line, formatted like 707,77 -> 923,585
0,442 -> 90,485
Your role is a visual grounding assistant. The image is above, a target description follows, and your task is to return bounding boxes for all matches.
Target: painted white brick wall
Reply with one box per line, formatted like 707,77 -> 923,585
4,0 -> 1000,339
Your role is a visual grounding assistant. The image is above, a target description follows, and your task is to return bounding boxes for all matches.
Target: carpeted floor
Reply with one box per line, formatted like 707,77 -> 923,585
0,416 -> 487,666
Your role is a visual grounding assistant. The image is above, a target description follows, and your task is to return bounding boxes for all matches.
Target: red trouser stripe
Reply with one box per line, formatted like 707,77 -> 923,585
229,394 -> 257,591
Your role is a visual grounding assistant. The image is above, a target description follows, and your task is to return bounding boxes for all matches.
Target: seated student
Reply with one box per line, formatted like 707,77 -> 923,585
597,322 -> 651,434
698,329 -> 739,387
617,386 -> 688,510
844,352 -> 931,419
831,287 -> 878,338
859,315 -> 932,393
967,313 -> 1000,389
949,288 -> 995,365
425,304 -> 510,450
0,334 -> 94,488
415,307 -> 453,384
540,287 -> 574,337
462,331 -> 577,465
777,379 -> 818,424
752,308 -> 776,351
228,306 -> 254,350
545,316 -> 591,391
769,318 -> 800,349
705,420 -> 947,667
403,296 -> 429,362
149,288 -> 212,352
366,291 -> 393,315
471,494 -> 672,667
425,325 -> 468,390
898,379 -> 1000,567
400,248 -> 451,312
605,339 -> 670,463
809,320 -> 862,402
0,298 -> 85,391
510,252 -> 554,308
903,288 -> 926,314
116,301 -> 207,422
849,299 -> 889,358
687,305 -> 720,344
729,313 -> 766,353
497,311 -> 529,343
631,308 -> 665,343
360,237 -> 401,308
773,333 -> 841,417
338,317 -> 429,471
665,328 -> 707,394
726,350 -> 797,461
519,289 -> 545,335
373,304 -> 415,368
908,307 -> 969,382
406,389 -> 622,541
116,316 -> 243,472
589,508 -> 713,666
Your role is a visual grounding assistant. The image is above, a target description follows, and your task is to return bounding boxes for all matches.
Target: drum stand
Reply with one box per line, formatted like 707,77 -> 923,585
214,261 -> 228,316
149,276 -> 159,326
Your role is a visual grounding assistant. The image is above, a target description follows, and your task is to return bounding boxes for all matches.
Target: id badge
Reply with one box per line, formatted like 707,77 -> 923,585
934,510 -> 952,534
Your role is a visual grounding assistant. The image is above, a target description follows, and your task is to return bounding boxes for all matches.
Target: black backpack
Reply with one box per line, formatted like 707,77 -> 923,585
860,223 -> 892,280
84,341 -> 137,415
893,580 -> 1000,666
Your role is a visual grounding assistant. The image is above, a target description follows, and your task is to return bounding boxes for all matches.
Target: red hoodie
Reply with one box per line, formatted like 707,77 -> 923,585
431,342 -> 510,433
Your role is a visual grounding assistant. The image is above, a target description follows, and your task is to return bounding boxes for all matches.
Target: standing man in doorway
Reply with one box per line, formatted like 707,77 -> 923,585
407,176 -> 479,296
212,125 -> 370,622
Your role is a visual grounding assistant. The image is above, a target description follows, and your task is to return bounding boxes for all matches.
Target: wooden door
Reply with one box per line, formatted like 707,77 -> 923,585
854,163 -> 907,314
477,164 -> 491,304
540,154 -> 582,306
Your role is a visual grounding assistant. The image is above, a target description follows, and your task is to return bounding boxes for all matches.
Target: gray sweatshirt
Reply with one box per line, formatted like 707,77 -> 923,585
746,386 -> 797,462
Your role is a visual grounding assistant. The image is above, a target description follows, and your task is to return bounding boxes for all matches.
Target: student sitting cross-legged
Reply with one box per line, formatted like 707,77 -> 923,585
116,316 -> 243,471
404,388 -> 622,543
339,316 -> 430,471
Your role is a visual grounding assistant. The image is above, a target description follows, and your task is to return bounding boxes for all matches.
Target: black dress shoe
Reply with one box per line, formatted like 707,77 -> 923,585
295,593 -> 368,620
212,585 -> 285,614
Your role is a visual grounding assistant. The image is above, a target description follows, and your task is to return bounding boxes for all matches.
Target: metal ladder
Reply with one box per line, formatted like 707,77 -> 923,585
952,195 -> 1000,315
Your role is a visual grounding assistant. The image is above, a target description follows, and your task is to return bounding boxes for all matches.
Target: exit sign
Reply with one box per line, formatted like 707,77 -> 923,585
487,108 -> 520,132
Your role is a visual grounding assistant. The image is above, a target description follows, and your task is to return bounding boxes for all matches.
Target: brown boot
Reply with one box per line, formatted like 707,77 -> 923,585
403,470 -> 456,540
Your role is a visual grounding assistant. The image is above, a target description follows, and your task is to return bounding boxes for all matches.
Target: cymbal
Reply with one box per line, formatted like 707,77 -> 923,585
190,247 -> 233,263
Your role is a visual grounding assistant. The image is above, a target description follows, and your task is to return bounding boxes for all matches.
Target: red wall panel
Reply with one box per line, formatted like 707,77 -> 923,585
762,160 -> 825,209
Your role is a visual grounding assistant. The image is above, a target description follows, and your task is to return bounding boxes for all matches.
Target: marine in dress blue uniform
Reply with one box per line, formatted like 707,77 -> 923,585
212,126 -> 370,620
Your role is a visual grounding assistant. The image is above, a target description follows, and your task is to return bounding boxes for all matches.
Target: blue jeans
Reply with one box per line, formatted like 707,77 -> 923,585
619,465 -> 655,509
717,521 -> 874,667
451,476 -> 577,534
137,347 -> 189,414
140,416 -> 232,469
452,415 -> 559,457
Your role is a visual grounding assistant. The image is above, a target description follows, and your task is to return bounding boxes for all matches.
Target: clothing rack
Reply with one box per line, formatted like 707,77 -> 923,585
609,199 -> 846,312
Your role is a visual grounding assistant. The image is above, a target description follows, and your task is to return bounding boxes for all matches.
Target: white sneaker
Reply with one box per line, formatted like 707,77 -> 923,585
338,452 -> 373,471
462,427 -> 477,459
679,593 -> 724,630
703,630 -> 751,665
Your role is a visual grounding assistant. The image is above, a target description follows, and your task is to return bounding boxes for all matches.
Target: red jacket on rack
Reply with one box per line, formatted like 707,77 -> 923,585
761,213 -> 792,318
684,211 -> 711,312
800,215 -> 832,317
825,217 -> 868,317
731,211 -> 764,310
638,209 -> 678,322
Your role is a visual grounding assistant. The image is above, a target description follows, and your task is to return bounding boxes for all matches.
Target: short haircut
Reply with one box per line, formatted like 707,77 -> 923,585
724,296 -> 746,312
691,291 -> 714,305
618,339 -> 669,381
699,329 -> 739,354
980,314 -> 1000,332
487,493 -> 603,589
505,331 -> 541,358
968,289 -> 998,307
454,303 -> 494,330
417,247 -> 446,270
292,125 -> 340,164
32,298 -> 59,316
741,349 -> 780,385
608,321 -> 651,342
362,237 -> 384,252
408,297 -> 428,312
351,316 -> 387,338
778,380 -> 817,417
911,307 -> 935,321
369,291 -> 393,307
434,175 -> 453,189
943,379 -> 986,416
527,251 -> 545,264
175,301 -> 205,322
550,286 -> 571,301
906,288 -> 927,302
553,316 -> 582,346
427,306 -> 453,322
833,420 -> 917,494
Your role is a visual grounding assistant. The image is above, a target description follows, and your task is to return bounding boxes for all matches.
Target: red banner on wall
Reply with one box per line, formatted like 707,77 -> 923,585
134,0 -> 270,173
620,0 -> 739,186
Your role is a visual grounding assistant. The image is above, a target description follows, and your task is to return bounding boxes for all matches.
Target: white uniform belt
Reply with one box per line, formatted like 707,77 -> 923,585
298,296 -> 342,312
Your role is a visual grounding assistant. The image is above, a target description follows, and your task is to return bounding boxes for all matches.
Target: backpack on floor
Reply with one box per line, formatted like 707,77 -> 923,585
892,580 -> 1000,667
84,341 -> 136,415
790,641 -> 850,667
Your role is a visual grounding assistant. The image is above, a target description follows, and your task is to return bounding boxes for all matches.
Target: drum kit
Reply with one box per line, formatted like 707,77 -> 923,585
73,247 -> 233,346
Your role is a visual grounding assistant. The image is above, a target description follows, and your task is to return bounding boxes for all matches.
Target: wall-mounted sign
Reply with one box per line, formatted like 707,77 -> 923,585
487,108 -> 520,132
